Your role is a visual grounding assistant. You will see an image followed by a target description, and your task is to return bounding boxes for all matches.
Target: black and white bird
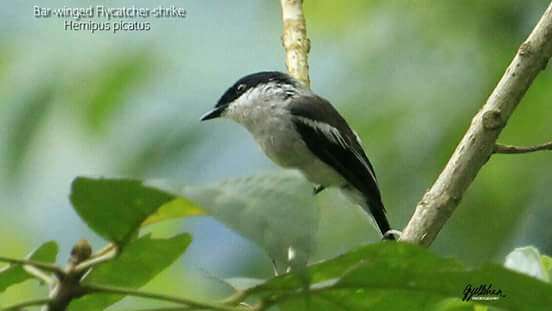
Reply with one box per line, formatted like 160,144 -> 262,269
201,71 -> 395,240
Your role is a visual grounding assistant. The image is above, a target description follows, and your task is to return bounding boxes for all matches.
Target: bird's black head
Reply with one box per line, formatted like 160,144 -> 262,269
200,71 -> 297,121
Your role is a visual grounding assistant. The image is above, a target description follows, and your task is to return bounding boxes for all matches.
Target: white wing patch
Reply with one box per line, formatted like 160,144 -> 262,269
295,116 -> 378,182
353,130 -> 377,182
295,116 -> 348,147
353,130 -> 363,146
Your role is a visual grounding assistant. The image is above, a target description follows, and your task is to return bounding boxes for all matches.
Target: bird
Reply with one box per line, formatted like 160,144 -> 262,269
201,71 -> 396,240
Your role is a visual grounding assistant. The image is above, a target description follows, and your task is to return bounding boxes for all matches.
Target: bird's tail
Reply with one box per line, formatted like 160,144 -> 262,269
368,199 -> 394,240
340,186 -> 394,240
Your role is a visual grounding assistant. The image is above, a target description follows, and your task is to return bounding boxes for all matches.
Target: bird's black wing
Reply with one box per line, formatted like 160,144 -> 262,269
289,95 -> 391,235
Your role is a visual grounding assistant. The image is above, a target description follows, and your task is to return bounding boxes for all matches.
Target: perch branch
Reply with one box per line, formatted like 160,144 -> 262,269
494,141 -> 552,154
401,1 -> 552,246
280,0 -> 311,87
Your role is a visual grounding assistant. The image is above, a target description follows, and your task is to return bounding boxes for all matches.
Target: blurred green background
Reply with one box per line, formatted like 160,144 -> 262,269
1,0 -> 551,308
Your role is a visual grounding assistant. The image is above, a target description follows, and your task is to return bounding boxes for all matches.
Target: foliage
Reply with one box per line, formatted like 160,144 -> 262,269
504,246 -> 552,282
181,171 -> 319,271
2,176 -> 552,310
68,234 -> 191,310
70,177 -> 176,244
0,242 -> 58,293
245,242 -> 552,311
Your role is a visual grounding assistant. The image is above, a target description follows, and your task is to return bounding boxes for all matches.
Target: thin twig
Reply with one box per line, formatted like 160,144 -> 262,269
90,243 -> 116,259
0,298 -> 52,310
82,283 -> 242,311
23,265 -> 55,285
75,246 -> 118,272
0,256 -> 64,276
494,141 -> 552,154
220,290 -> 248,306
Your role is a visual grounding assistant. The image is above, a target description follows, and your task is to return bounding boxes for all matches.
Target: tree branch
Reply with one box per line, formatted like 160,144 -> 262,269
400,1 -> 552,246
23,265 -> 55,285
280,0 -> 311,87
0,256 -> 64,277
0,240 -> 248,310
75,245 -> 117,272
45,240 -> 93,311
494,141 -> 552,154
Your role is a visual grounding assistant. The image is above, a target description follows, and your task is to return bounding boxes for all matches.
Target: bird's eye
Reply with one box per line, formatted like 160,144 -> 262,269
237,84 -> 246,93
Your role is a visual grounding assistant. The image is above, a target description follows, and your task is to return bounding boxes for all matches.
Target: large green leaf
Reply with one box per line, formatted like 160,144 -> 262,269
504,246 -> 550,282
277,290 -> 478,311
143,197 -> 205,226
68,233 -> 191,311
247,243 -> 552,311
182,171 -> 320,271
70,177 -> 175,244
69,172 -> 322,271
0,241 -> 58,293
540,255 -> 552,282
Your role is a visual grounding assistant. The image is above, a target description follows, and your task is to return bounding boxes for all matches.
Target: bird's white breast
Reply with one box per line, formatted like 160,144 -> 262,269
225,91 -> 344,187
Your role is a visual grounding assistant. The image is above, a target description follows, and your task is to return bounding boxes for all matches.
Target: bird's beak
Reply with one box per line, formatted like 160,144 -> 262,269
200,106 -> 225,121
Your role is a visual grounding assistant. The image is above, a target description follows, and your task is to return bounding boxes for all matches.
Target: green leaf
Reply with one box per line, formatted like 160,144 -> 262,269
278,290 -> 477,311
540,255 -> 552,282
69,172 -> 320,272
0,241 -> 58,293
224,277 -> 266,291
143,197 -> 205,226
70,177 -> 175,244
248,243 -> 552,311
182,171 -> 320,271
434,298 -> 486,311
504,246 -> 549,282
68,233 -> 191,311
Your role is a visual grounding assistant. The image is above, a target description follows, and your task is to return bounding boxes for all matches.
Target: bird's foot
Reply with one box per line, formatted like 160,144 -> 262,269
382,229 -> 402,241
312,184 -> 326,195
271,259 -> 280,276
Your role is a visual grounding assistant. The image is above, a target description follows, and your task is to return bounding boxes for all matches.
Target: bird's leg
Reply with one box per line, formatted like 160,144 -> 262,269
312,184 -> 326,195
272,259 -> 280,276
382,229 -> 402,241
